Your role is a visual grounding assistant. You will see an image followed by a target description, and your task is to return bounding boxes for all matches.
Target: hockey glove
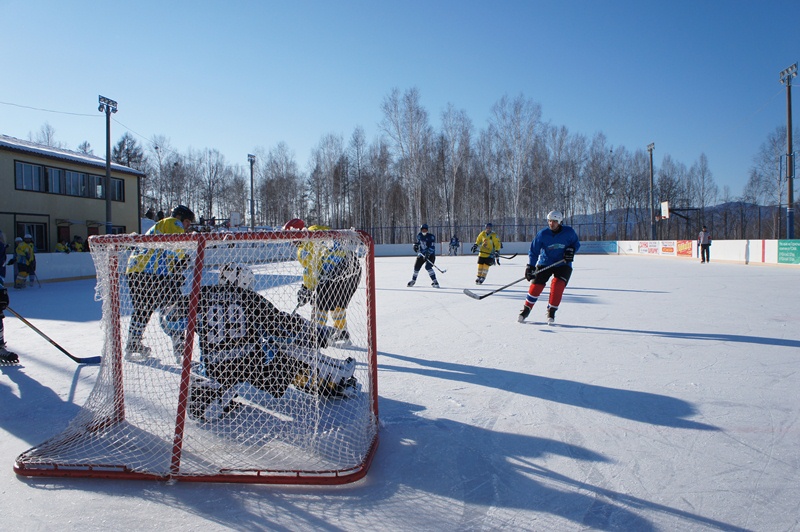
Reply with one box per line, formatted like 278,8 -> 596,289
494,251 -> 501,266
297,285 -> 313,306
471,244 -> 478,253
525,265 -> 535,281
564,247 -> 575,262
0,288 -> 7,311
413,243 -> 420,253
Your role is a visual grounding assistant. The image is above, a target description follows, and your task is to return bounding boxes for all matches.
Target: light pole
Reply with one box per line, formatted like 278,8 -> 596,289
98,95 -> 117,235
780,63 -> 797,239
248,154 -> 256,230
647,143 -> 656,240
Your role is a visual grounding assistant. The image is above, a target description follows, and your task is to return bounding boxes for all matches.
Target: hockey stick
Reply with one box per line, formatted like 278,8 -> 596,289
463,259 -> 567,300
498,253 -> 518,260
5,306 -> 102,365
420,254 -> 446,274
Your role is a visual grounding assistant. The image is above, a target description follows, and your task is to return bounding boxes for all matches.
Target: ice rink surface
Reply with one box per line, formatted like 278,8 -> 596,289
1,254 -> 798,531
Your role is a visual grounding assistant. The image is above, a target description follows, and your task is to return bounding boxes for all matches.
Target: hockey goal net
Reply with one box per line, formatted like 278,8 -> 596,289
14,229 -> 379,484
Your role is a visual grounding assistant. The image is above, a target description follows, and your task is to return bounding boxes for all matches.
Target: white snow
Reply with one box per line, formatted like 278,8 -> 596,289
1,254 -> 798,531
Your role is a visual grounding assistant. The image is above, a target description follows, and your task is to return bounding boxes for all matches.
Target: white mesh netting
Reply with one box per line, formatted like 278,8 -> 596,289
14,229 -> 379,484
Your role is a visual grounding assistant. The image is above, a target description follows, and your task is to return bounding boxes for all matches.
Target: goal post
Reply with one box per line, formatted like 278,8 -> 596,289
14,229 -> 379,484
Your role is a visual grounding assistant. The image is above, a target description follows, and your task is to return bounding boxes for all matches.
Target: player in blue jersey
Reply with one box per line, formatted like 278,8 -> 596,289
407,224 -> 439,288
518,210 -> 580,325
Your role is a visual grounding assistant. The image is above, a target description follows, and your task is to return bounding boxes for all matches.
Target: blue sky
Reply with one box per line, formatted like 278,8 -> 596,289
1,0 -> 797,196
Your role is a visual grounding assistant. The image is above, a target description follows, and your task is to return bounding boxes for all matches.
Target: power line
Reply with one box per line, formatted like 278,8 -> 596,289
0,100 -> 99,118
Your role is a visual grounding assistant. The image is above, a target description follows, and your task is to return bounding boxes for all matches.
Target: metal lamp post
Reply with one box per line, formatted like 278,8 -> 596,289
248,154 -> 256,230
780,63 -> 797,239
647,143 -> 656,240
98,95 -> 117,235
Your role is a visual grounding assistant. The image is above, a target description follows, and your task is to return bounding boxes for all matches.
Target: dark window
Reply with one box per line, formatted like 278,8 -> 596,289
15,162 -> 45,191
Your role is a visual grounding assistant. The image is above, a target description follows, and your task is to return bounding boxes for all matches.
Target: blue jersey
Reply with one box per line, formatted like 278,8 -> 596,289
416,232 -> 437,257
528,225 -> 580,268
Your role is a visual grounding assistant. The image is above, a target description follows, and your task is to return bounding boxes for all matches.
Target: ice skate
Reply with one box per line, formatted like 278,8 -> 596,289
518,306 -> 531,323
546,306 -> 557,325
0,346 -> 19,365
431,280 -> 440,288
125,340 -> 153,362
407,279 -> 416,287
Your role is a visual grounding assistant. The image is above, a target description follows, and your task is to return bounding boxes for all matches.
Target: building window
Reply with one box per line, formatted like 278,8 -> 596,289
65,170 -> 88,197
111,178 -> 125,201
48,167 -> 65,194
15,162 -> 45,191
89,174 -> 104,199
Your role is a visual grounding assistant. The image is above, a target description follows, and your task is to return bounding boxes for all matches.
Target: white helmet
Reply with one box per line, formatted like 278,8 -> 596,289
546,210 -> 564,223
219,263 -> 255,289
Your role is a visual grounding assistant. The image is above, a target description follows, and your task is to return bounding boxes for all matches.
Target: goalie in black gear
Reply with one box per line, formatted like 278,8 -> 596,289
160,263 -> 358,421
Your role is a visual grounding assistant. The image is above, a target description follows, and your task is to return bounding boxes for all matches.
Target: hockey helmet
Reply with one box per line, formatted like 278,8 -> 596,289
546,210 -> 564,223
171,205 -> 196,223
485,222 -> 492,228
219,263 -> 256,289
24,233 -> 32,240
308,225 -> 330,231
15,237 -> 23,243
282,218 -> 306,231
420,224 -> 429,231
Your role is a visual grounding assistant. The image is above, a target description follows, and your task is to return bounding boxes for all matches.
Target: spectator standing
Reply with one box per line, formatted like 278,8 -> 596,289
698,226 -> 712,263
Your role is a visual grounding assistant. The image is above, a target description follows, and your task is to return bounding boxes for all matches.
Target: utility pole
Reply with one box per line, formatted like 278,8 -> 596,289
248,154 -> 256,230
780,63 -> 797,239
647,143 -> 656,240
98,95 -> 117,235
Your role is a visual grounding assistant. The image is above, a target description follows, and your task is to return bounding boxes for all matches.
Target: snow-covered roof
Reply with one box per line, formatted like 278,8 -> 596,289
0,133 -> 145,177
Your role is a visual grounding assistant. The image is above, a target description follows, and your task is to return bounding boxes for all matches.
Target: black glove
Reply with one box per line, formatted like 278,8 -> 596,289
413,243 -> 420,253
525,264 -> 535,281
471,244 -> 478,253
6,258 -> 15,266
297,285 -> 313,306
494,251 -> 500,266
0,287 -> 7,311
563,247 -> 575,262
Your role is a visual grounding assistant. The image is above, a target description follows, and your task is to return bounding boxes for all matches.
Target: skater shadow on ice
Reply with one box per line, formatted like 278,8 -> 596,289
380,352 -> 718,431
0,366 -> 81,446
555,323 -> 800,349
363,396 -> 740,531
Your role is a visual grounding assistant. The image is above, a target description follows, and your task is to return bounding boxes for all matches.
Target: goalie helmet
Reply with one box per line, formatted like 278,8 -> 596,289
282,218 -> 306,231
219,263 -> 256,289
546,210 -> 564,223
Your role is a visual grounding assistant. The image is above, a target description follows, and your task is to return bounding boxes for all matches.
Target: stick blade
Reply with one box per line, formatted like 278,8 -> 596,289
462,289 -> 485,300
78,356 -> 103,365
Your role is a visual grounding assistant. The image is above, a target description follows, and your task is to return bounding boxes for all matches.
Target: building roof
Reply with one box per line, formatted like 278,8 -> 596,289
0,134 -> 145,177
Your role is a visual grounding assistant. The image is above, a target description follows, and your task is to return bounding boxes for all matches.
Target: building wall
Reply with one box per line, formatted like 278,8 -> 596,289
0,141 -> 143,252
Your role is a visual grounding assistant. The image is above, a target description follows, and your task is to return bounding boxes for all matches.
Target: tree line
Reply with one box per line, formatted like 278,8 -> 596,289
33,88 -> 798,243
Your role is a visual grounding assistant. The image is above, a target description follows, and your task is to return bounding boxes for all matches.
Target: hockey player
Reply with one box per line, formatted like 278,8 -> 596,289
449,235 -> 460,256
161,263 -> 357,421
124,204 -> 195,361
0,279 -> 18,364
14,234 -> 35,289
407,224 -> 439,288
295,223 -> 361,344
518,210 -> 580,325
471,223 -> 502,284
